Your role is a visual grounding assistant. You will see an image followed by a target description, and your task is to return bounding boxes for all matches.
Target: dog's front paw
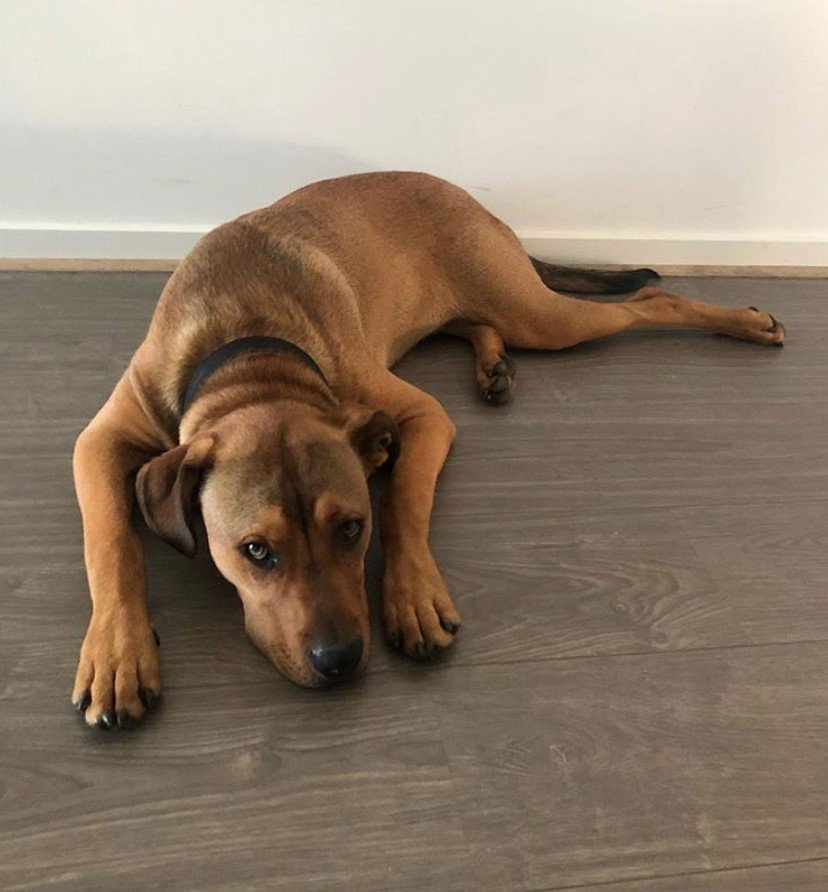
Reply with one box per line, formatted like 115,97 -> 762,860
383,550 -> 461,659
72,609 -> 161,730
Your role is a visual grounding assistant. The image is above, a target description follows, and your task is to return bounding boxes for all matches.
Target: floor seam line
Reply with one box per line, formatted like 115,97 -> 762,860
524,852 -> 828,891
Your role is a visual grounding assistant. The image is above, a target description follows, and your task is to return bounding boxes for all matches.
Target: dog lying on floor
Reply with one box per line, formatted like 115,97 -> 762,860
71,171 -> 785,729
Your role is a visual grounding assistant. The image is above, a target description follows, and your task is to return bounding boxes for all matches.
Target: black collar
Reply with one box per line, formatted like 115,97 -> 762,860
180,335 -> 328,415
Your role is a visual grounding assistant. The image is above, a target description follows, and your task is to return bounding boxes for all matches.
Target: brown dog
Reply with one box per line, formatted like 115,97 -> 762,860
71,171 -> 785,728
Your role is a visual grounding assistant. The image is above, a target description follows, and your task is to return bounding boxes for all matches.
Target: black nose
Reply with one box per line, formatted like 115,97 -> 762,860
308,636 -> 363,680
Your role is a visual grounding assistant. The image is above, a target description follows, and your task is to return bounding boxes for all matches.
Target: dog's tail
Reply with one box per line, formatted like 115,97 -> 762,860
529,256 -> 661,294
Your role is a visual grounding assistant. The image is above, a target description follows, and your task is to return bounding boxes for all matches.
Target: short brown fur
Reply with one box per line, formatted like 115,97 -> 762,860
71,172 -> 786,728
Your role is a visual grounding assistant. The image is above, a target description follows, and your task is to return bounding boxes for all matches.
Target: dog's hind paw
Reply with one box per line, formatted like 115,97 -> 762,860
745,306 -> 786,346
480,353 -> 516,405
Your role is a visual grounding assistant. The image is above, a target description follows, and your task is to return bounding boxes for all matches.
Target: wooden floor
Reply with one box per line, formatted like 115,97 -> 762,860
1,272 -> 827,891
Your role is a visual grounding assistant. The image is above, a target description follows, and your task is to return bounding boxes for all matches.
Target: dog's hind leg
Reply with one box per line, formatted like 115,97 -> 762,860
442,320 -> 516,404
454,219 -> 785,349
469,246 -> 786,350
493,281 -> 786,351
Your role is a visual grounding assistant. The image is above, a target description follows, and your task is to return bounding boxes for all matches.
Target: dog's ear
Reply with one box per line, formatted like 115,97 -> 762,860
135,434 -> 216,557
334,405 -> 400,473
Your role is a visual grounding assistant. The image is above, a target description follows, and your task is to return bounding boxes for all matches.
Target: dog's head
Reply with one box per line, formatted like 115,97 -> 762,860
135,402 -> 398,687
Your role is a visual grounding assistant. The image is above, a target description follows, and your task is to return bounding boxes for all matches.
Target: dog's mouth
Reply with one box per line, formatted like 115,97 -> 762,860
242,608 -> 368,688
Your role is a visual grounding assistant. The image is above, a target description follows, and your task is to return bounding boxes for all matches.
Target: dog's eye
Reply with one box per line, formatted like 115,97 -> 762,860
337,519 -> 363,545
242,541 -> 277,568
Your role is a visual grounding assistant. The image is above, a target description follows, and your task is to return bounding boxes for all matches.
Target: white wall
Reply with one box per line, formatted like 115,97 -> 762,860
2,0 -> 828,264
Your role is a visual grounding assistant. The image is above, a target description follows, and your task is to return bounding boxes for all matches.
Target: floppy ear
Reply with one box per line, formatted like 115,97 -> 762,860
335,405 -> 400,473
135,434 -> 216,557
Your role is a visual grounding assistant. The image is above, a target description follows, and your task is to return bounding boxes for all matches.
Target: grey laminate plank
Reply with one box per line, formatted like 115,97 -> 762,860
672,501 -> 828,647
4,643 -> 828,890
5,496 -> 828,696
0,676 -> 471,891
439,643 -> 828,890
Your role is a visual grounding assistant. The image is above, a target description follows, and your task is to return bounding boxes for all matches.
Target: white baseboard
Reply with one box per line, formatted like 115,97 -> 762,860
520,234 -> 828,267
0,223 -> 210,260
2,223 -> 828,271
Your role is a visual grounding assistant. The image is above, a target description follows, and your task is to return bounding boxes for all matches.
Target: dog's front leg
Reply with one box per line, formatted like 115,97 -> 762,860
71,375 -> 165,728
373,377 -> 462,658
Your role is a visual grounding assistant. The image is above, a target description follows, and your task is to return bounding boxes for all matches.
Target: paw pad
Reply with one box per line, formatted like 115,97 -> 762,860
482,354 -> 516,404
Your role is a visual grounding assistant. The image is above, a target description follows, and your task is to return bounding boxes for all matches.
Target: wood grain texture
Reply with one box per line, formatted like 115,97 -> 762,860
1,271 -> 827,890
442,644 -> 828,889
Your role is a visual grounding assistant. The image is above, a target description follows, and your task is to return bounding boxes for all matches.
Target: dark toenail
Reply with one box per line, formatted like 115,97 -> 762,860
117,709 -> 137,730
749,305 -> 759,312
487,376 -> 509,393
492,360 -> 508,376
73,690 -> 91,712
152,627 -> 161,646
140,689 -> 160,710
414,643 -> 426,658
486,388 -> 511,405
440,618 -> 461,634
96,712 -> 114,730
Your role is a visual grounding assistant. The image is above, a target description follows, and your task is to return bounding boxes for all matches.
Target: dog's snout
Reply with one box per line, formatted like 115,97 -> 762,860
308,636 -> 363,681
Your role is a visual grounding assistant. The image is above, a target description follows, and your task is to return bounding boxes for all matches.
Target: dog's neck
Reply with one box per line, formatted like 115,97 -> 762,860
180,335 -> 328,414
179,340 -> 336,441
